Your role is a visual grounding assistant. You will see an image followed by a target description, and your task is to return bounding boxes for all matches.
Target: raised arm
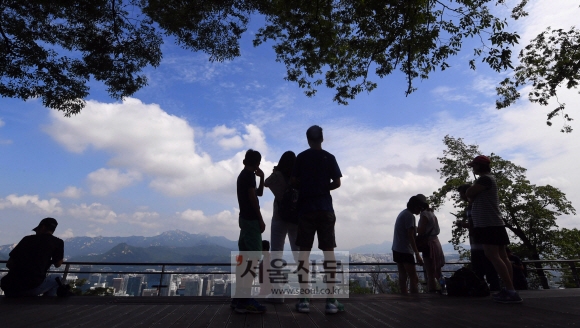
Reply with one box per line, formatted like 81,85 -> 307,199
255,168 -> 264,197
248,187 -> 265,233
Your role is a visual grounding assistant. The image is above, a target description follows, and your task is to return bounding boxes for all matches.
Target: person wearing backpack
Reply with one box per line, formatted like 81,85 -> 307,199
263,151 -> 298,303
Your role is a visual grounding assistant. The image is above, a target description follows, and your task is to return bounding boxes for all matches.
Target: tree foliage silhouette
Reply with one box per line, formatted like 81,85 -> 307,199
2,0 -> 578,131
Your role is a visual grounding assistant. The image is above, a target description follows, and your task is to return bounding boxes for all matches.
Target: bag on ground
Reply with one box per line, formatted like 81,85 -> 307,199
445,267 -> 490,297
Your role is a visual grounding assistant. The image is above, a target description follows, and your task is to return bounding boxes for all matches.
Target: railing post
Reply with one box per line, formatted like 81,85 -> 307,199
62,263 -> 70,281
569,261 -> 580,288
158,264 -> 165,297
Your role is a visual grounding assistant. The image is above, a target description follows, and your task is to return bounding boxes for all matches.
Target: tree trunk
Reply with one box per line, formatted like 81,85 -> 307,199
531,252 -> 550,289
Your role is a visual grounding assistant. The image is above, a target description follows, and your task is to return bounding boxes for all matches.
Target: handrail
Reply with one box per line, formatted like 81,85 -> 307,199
2,259 -> 579,290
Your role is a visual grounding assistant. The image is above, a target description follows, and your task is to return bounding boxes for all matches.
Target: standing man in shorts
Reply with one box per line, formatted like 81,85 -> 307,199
234,149 -> 267,313
466,155 -> 522,303
392,195 -> 426,294
291,125 -> 344,314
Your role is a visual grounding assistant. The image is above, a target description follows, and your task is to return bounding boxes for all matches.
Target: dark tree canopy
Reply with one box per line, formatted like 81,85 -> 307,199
3,0 -> 577,128
0,0 -> 162,115
255,0 -> 520,104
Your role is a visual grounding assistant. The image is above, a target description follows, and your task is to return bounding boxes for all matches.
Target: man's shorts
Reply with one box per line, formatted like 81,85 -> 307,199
295,210 -> 336,250
471,225 -> 510,245
238,217 -> 262,252
393,250 -> 415,264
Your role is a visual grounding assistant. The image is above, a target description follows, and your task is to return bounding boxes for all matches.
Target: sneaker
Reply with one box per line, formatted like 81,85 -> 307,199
295,298 -> 310,313
235,298 -> 267,314
325,298 -> 345,314
493,290 -> 523,304
492,288 -> 507,298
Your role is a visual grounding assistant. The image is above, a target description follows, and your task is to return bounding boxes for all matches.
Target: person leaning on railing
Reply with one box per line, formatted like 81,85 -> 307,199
1,218 -> 64,297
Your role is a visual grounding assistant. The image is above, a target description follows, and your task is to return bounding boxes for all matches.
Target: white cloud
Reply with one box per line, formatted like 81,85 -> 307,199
0,118 -> 12,144
68,203 -> 118,224
284,90 -> 580,248
179,209 -> 240,238
88,168 -> 142,196
123,211 -> 161,229
207,124 -> 269,152
207,125 -> 237,138
45,98 -> 276,196
471,75 -> 499,96
51,186 -> 83,199
32,87 -> 580,249
85,227 -> 104,238
431,86 -> 471,103
218,136 -> 244,150
163,54 -> 239,84
57,228 -> 74,239
242,124 -> 268,153
516,0 -> 580,44
245,81 -> 265,90
0,194 -> 62,214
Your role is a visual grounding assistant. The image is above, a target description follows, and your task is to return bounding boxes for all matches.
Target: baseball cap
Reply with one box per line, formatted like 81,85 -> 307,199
467,155 -> 491,167
32,217 -> 58,232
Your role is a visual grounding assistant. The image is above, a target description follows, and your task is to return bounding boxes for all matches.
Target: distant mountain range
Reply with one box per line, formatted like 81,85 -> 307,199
349,240 -> 467,255
72,243 -> 232,263
0,230 -> 237,259
350,240 -> 393,254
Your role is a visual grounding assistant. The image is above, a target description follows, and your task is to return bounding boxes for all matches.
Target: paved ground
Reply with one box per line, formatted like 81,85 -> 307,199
0,289 -> 578,327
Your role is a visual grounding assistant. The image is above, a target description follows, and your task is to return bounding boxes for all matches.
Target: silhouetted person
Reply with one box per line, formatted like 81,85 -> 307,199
1,218 -> 64,297
466,155 -> 522,303
233,149 -> 266,314
392,195 -> 426,294
506,248 -> 528,290
292,125 -> 344,314
417,206 -> 445,293
265,151 -> 298,255
457,184 -> 500,291
264,150 -> 297,303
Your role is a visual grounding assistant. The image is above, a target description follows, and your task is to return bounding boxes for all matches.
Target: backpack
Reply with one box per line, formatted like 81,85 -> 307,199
277,180 -> 300,224
445,267 -> 490,297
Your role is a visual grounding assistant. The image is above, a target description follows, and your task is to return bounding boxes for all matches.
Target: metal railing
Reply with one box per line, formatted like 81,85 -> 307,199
1,258 -> 579,295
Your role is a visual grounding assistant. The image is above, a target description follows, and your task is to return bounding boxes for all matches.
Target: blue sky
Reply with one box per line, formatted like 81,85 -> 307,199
1,0 -> 579,249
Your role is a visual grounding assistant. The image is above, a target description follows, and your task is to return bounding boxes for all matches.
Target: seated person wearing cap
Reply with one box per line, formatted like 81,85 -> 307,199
1,218 -> 64,297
